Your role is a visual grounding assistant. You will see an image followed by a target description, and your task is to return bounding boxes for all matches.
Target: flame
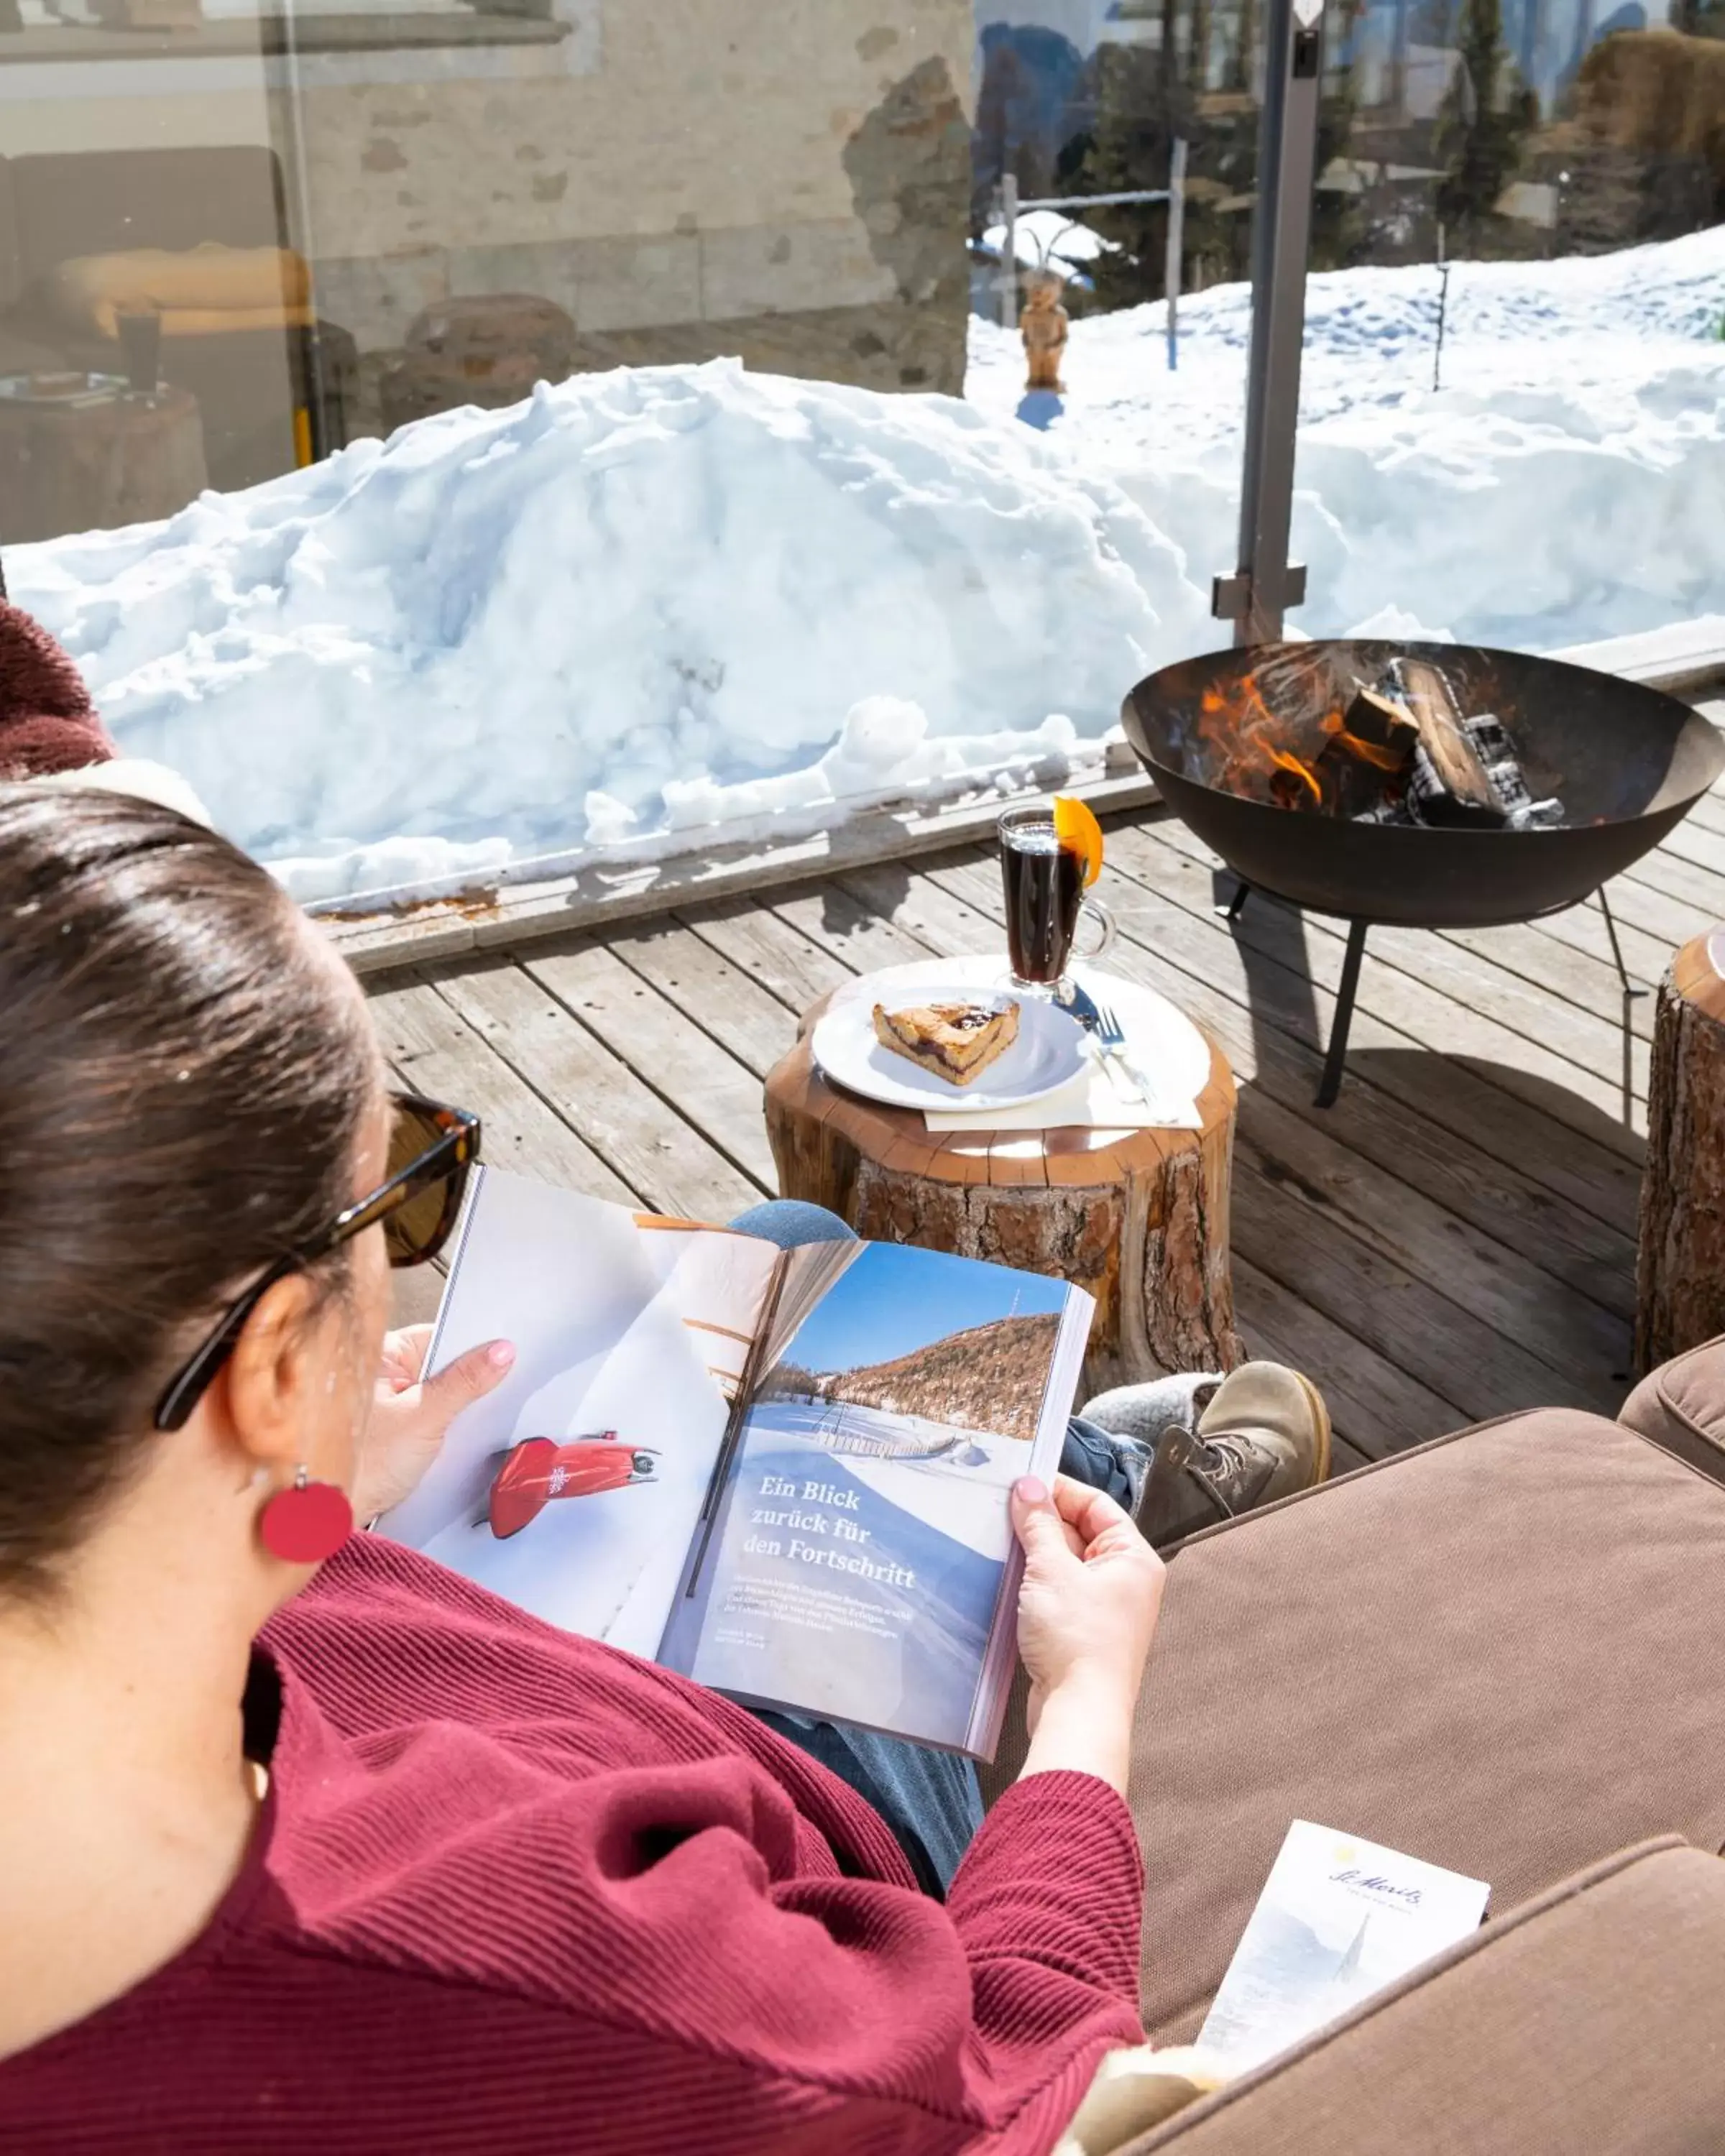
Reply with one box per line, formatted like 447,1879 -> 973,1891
1194,660 -> 1404,815
1266,745 -> 1322,805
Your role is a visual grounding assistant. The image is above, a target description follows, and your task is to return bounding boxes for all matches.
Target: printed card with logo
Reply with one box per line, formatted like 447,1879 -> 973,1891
1197,1820 -> 1491,2073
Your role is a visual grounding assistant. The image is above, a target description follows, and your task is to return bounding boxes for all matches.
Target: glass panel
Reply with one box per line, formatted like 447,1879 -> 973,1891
6,2 -> 1255,904
1293,0 -> 1725,651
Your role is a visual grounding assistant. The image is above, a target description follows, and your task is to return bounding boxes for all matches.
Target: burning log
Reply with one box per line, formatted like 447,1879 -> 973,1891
1340,686 -> 1421,765
1304,688 -> 1420,818
1267,687 -> 1419,818
1386,658 -> 1504,819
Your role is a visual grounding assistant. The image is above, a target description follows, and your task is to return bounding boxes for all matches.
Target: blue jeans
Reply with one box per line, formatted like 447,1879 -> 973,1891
729,1198 -> 1130,1897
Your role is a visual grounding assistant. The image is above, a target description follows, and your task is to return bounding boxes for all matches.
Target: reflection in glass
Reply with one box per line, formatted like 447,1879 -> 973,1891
1288,0 -> 1725,648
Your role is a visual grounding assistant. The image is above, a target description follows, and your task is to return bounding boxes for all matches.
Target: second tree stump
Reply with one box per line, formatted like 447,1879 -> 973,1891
1637,927 -> 1725,1370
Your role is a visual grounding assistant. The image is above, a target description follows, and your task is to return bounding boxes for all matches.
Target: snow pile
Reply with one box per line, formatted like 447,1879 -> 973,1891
12,360 -> 1205,902
10,226 -> 1724,908
967,224 -> 1725,650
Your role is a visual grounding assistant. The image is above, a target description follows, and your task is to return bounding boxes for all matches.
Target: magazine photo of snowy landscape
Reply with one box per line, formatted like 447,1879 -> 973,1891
661,1243 -> 1079,1752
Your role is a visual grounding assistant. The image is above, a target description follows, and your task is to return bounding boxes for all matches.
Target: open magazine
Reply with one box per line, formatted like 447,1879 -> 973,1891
379,1166 -> 1094,1760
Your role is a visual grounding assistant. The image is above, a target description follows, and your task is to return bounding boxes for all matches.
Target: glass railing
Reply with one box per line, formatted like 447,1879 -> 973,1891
29,4 -> 1706,903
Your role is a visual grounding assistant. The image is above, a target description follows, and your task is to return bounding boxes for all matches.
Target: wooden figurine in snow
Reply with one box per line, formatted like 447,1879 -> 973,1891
1021,273 -> 1069,394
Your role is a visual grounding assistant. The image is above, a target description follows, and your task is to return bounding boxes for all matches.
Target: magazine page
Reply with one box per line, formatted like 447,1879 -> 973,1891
377,1167 -> 783,1660
656,1242 -> 1091,1756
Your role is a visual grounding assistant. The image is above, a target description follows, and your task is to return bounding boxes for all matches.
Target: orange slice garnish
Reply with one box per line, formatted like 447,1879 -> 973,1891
1052,795 -> 1104,887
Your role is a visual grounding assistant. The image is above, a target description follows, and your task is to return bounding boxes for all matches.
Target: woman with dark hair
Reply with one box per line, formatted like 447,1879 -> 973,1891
0,786 -> 1168,2153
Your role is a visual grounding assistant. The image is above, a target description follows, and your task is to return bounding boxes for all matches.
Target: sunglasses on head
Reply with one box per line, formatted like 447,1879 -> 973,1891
153,1091 -> 481,1432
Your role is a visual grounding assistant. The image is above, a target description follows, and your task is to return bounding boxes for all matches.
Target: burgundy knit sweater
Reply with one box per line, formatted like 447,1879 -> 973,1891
0,1536 -> 1145,2154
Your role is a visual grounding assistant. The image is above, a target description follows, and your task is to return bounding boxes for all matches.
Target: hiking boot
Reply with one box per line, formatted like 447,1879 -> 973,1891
1080,1362 -> 1331,1550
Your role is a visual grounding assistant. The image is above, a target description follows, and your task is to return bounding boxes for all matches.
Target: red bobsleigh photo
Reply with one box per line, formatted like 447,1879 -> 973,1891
481,1434 -> 661,1540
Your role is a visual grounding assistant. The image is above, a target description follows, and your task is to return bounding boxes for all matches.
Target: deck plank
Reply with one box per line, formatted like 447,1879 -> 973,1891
368,972 -> 639,1205
1680,790 -> 1725,838
768,881 -> 937,976
1616,842 -> 1725,922
1587,865 -> 1719,951
1106,822 -> 1647,1166
1434,916 -> 1657,1041
1512,894 -> 1673,995
430,954 -> 764,1221
604,915 -> 803,1079
520,938 -> 779,1196
1650,808 -> 1725,877
1231,1254 -> 1460,1460
1230,1138 -> 1622,1421
1232,1081 -> 1622,1385
674,894 -> 856,1015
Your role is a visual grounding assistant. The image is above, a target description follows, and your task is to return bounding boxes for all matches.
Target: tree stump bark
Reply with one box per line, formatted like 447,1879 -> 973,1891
1637,928 -> 1725,1371
764,1013 -> 1245,1394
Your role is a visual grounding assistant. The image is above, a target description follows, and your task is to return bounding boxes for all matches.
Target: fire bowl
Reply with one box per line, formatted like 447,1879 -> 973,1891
1121,640 -> 1725,931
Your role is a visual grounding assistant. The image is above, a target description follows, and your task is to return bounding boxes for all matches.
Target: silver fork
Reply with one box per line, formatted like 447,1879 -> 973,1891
1092,1002 -> 1161,1110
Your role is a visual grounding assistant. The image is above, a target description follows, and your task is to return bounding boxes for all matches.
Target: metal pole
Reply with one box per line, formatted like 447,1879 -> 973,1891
1165,137 -> 1188,372
1432,226 -> 1450,393
272,0 -> 328,463
998,172 -> 1019,331
1211,0 -> 1322,646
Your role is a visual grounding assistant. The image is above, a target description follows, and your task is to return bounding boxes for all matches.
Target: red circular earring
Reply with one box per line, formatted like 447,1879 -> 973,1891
259,1468 -> 354,1564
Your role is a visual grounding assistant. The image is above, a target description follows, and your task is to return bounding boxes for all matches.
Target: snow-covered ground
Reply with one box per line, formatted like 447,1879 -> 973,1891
11,225 -> 1724,905
970,224 -> 1725,653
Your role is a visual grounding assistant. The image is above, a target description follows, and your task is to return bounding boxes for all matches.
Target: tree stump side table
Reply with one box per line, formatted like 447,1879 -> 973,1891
1637,926 -> 1725,1370
764,1002 -> 1245,1392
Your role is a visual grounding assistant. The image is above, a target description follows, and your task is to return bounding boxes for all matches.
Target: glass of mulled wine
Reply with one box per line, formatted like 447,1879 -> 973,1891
998,802 -> 1115,998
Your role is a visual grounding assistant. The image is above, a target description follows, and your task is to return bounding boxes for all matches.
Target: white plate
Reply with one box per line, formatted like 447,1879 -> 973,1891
813,969 -> 1087,1112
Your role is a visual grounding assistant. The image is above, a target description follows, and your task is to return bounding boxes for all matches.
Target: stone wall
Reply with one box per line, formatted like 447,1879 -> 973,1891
282,0 -> 975,399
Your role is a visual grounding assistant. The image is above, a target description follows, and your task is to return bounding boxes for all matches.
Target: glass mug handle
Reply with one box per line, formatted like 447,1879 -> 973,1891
1073,894 -> 1116,966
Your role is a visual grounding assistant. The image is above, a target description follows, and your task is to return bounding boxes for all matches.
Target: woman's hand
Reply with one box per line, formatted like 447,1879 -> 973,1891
351,1325 -> 515,1522
1011,1474 -> 1165,1795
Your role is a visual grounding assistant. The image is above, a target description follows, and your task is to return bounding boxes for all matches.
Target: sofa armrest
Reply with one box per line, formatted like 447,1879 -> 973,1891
1621,1333 -> 1725,1482
1126,1840 -> 1725,2154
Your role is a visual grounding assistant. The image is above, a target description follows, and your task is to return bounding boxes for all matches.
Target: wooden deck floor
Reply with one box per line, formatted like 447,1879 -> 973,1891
369,697 -> 1725,1478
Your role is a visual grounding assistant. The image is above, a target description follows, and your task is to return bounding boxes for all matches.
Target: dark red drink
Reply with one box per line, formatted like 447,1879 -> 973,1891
1000,811 -> 1083,985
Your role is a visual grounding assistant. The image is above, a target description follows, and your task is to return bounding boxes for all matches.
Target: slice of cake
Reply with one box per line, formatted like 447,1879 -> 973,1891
871,999 -> 1020,1087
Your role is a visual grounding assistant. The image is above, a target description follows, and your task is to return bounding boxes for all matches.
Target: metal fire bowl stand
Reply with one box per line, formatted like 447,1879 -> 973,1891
1122,640 -> 1725,1107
